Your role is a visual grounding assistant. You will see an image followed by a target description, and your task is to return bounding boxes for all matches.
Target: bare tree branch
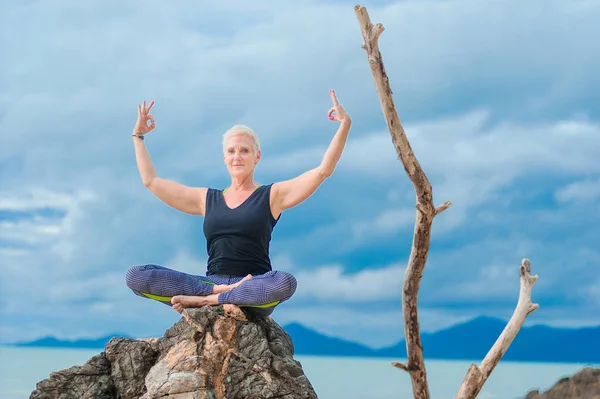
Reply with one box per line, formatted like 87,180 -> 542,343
354,5 -> 451,399
435,201 -> 452,215
455,259 -> 539,399
392,362 -> 410,373
354,5 -> 539,399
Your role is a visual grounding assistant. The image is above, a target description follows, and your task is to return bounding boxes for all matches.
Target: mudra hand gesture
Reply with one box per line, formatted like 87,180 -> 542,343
328,89 -> 350,123
133,100 -> 156,135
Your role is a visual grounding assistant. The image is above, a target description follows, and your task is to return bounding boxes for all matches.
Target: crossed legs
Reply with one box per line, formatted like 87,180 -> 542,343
170,274 -> 253,312
125,264 -> 297,317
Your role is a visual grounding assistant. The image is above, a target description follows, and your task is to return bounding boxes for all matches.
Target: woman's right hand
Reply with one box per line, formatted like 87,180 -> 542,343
133,100 -> 156,135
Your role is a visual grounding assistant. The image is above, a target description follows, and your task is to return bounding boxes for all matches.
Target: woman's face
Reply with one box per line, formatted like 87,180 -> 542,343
224,133 -> 260,178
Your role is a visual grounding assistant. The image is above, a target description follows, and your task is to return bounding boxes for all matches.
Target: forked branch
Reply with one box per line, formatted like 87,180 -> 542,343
455,259 -> 539,399
353,5 -> 539,399
354,4 -> 451,399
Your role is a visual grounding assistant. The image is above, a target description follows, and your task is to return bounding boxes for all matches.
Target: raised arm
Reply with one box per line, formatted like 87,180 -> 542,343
271,90 -> 351,216
132,100 -> 207,216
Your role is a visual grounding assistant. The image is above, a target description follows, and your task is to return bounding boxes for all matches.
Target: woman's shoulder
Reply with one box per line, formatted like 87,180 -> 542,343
261,182 -> 279,194
259,182 -> 275,189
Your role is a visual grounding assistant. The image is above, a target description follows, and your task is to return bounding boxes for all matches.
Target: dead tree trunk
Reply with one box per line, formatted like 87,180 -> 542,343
354,5 -> 451,399
353,5 -> 539,399
455,259 -> 539,398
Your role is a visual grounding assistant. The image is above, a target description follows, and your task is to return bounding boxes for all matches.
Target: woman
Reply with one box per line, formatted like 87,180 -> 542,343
126,90 -> 351,317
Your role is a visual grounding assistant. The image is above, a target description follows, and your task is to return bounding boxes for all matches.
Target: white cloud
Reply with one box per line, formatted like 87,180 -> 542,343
294,262 -> 405,302
45,272 -> 127,303
283,112 -> 600,245
270,253 -> 295,272
0,187 -> 97,263
3,0 -> 599,183
555,178 -> 600,203
259,145 -> 326,176
0,184 -> 196,343
0,256 -> 129,319
0,187 -> 79,212
273,236 -> 600,347
2,0 -> 600,347
165,249 -> 208,276
0,218 -> 62,245
0,188 -> 96,258
352,208 -> 415,239
432,262 -> 523,302
341,110 -> 600,184
0,248 -> 30,257
585,278 -> 600,307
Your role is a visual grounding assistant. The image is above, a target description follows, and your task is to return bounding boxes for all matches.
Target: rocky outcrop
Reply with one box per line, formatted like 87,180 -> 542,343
524,367 -> 600,399
30,305 -> 318,399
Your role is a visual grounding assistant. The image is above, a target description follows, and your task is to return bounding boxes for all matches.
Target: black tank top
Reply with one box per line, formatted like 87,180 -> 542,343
203,184 -> 280,277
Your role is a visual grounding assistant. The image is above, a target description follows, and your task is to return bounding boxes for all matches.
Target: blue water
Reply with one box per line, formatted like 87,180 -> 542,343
0,346 -> 596,399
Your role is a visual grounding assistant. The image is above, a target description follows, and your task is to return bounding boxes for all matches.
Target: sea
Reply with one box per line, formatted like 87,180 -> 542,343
0,346 -> 597,399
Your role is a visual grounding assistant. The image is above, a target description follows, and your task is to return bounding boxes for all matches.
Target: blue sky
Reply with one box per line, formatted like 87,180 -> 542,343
1,0 -> 600,349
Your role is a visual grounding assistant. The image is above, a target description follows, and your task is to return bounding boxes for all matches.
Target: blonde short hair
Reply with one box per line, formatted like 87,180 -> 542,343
222,125 -> 261,153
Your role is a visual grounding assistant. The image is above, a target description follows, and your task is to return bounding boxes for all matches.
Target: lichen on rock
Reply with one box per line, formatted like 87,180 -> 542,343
30,304 -> 318,399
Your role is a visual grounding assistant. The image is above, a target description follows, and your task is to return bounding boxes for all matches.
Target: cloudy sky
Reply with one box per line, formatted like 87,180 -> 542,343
1,0 -> 599,349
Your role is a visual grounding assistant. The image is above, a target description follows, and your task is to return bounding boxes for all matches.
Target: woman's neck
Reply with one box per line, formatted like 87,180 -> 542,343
229,176 -> 257,192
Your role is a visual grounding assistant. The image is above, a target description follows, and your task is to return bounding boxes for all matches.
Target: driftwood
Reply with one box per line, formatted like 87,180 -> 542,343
455,259 -> 539,398
353,4 -> 539,399
353,5 -> 449,398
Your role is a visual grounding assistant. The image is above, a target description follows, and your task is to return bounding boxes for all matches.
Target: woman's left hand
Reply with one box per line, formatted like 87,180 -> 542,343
328,90 -> 350,123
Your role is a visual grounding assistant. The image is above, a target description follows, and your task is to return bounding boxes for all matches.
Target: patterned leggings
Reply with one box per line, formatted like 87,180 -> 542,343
125,264 -> 297,317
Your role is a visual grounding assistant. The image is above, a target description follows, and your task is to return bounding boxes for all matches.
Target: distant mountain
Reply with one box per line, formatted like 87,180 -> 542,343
13,334 -> 132,349
283,323 -> 375,357
9,316 -> 600,363
285,316 -> 600,363
375,316 -> 600,363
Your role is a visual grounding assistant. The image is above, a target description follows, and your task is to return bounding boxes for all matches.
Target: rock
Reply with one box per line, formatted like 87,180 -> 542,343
524,367 -> 600,399
30,305 -> 318,399
105,337 -> 158,398
30,353 -> 116,399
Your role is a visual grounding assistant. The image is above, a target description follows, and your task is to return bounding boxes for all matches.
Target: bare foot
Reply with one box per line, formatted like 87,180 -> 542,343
212,274 -> 253,294
171,294 -> 219,314
232,274 -> 253,288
